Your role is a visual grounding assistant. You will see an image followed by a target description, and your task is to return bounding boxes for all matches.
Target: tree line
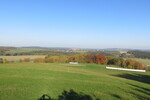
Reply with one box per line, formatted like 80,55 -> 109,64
0,54 -> 146,70
44,54 -> 145,70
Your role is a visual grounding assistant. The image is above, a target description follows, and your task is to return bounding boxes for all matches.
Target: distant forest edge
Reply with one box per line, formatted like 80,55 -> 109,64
0,47 -> 120,56
120,50 -> 150,59
0,47 -> 150,70
128,50 -> 150,59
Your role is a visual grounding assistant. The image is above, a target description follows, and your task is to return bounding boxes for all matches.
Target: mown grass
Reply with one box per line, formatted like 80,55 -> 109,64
0,63 -> 149,100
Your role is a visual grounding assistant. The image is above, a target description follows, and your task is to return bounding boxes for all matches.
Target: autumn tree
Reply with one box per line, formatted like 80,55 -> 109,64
23,58 -> 30,62
3,59 -> 9,63
59,55 -> 68,63
85,54 -> 95,63
52,56 -> 60,63
134,61 -> 144,69
77,54 -> 86,63
95,54 -> 107,64
45,57 -> 53,63
125,59 -> 144,69
34,58 -> 44,63
68,56 -> 76,62
125,59 -> 134,68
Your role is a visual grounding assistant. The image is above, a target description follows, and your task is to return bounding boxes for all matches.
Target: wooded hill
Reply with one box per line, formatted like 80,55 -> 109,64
127,50 -> 150,59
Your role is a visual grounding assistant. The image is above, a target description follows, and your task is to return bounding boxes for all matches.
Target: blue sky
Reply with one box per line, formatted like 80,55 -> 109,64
0,0 -> 150,49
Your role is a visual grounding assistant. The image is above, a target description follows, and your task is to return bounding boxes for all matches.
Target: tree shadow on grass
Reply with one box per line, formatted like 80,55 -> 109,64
38,89 -> 100,100
113,73 -> 150,84
109,94 -> 123,100
127,83 -> 150,100
128,84 -> 150,92
38,94 -> 52,100
109,83 -> 150,100
128,91 -> 150,100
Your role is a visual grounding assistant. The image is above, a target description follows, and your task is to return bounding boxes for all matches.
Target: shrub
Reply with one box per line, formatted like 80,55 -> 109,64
125,59 -> 144,69
3,59 -> 9,63
0,58 -> 3,63
19,59 -> 23,63
23,58 -> 30,62
34,58 -> 44,63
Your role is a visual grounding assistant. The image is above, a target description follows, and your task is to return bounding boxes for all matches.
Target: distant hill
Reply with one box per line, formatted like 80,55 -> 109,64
0,46 -> 150,57
128,50 -> 150,59
21,46 -> 71,50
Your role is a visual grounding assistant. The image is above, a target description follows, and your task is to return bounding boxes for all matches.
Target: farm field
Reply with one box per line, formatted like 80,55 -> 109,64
5,48 -> 53,53
0,63 -> 149,100
131,58 -> 150,66
0,55 -> 46,61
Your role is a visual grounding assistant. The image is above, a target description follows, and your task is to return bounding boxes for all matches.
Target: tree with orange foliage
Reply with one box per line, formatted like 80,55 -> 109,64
125,59 -> 144,69
68,56 -> 76,62
95,54 -> 107,64
34,58 -> 44,63
134,61 -> 143,69
85,54 -> 95,63
23,58 -> 30,62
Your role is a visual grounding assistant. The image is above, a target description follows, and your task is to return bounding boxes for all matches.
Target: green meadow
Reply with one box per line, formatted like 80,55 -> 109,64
131,58 -> 150,66
0,63 -> 149,100
0,55 -> 46,61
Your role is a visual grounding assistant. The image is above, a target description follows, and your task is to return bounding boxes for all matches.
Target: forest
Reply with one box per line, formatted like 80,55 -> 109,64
127,50 -> 150,59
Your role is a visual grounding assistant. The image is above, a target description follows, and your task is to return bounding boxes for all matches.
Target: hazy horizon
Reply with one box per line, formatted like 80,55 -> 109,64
0,0 -> 150,49
1,45 -> 150,50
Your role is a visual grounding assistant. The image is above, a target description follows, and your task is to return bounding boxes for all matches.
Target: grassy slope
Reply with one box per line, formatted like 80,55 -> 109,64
0,63 -> 149,100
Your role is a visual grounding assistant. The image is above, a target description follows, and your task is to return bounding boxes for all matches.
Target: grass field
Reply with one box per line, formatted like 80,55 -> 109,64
5,48 -> 52,53
0,63 -> 150,100
0,55 -> 46,61
131,58 -> 150,66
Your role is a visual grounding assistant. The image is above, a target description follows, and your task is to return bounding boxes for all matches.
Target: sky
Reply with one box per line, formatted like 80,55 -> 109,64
0,0 -> 150,49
